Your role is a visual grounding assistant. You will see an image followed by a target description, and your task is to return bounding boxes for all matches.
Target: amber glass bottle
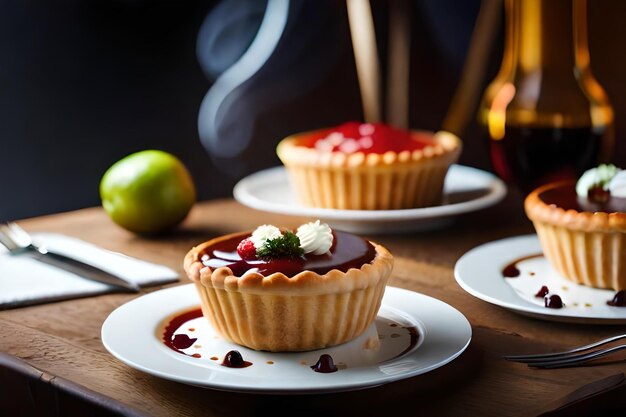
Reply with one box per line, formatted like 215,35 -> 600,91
478,0 -> 614,193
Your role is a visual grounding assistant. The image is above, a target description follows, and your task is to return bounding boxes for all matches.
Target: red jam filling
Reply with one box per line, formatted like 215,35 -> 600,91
538,182 -> 626,213
296,121 -> 434,154
200,230 -> 376,276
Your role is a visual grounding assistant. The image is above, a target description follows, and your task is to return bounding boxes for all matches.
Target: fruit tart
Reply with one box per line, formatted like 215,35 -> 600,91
276,122 -> 461,210
525,164 -> 626,290
184,221 -> 393,352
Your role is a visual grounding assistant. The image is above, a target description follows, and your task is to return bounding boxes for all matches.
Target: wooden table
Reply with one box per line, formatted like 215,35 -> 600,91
2,193 -> 626,416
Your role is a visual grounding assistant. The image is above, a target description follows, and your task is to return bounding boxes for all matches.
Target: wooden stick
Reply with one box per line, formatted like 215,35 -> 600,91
386,0 -> 411,129
441,0 -> 502,136
346,0 -> 382,123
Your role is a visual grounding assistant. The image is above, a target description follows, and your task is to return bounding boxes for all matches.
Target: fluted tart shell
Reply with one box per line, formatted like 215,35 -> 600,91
525,181 -> 626,290
276,130 -> 461,210
184,232 -> 394,352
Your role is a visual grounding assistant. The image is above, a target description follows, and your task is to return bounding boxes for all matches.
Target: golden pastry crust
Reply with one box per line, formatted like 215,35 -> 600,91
277,130 -> 460,168
525,181 -> 626,290
525,181 -> 626,233
184,232 -> 394,351
276,130 -> 461,210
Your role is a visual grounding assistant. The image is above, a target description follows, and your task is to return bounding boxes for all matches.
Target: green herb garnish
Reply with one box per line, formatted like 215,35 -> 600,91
256,231 -> 304,260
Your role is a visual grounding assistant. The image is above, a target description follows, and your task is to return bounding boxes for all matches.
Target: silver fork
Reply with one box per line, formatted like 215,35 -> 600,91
504,333 -> 626,369
0,222 -> 140,292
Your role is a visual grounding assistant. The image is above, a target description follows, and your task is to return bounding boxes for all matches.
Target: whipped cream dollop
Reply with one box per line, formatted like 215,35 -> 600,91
296,220 -> 333,255
608,170 -> 626,198
250,224 -> 282,249
575,164 -> 620,197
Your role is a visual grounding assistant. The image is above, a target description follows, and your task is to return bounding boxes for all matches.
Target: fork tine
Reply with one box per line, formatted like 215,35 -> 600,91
504,333 -> 626,362
528,344 -> 626,369
0,222 -> 34,253
0,223 -> 19,251
6,222 -> 32,247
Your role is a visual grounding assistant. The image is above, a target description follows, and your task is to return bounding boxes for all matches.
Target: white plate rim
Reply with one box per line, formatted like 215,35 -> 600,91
233,164 -> 507,221
454,234 -> 626,324
101,285 -> 472,394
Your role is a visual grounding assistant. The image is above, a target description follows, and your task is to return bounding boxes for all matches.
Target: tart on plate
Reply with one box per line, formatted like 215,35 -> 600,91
184,221 -> 393,352
525,164 -> 626,290
276,122 -> 461,210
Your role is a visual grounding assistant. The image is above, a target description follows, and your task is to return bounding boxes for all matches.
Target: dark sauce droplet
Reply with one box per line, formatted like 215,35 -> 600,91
162,308 -> 204,356
535,286 -> 549,298
171,334 -> 197,350
502,264 -> 521,278
311,354 -> 338,373
388,326 -> 420,361
607,290 -> 626,307
545,294 -> 563,309
502,254 -> 544,278
221,350 -> 252,368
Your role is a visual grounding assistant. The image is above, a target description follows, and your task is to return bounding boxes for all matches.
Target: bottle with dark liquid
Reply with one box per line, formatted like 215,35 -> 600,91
478,0 -> 614,193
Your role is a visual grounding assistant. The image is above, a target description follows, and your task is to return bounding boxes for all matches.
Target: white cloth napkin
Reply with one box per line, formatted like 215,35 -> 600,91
0,233 -> 179,309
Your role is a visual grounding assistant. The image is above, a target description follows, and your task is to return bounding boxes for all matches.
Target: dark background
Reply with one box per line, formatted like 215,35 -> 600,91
2,0 -> 626,221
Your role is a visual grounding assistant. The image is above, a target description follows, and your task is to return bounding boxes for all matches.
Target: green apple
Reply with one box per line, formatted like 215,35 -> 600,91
100,150 -> 196,234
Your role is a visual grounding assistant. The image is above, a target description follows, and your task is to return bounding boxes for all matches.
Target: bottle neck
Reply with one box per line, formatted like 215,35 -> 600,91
480,0 -> 613,136
504,0 -> 589,75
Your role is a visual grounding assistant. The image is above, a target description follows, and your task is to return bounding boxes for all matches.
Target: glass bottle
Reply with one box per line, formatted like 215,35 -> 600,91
478,0 -> 614,193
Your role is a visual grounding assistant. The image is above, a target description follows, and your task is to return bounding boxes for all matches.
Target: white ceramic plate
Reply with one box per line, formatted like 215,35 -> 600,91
233,165 -> 506,234
455,234 -> 626,324
101,285 -> 471,394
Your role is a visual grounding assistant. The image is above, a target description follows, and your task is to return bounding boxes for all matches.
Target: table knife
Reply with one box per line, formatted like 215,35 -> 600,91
27,247 -> 141,293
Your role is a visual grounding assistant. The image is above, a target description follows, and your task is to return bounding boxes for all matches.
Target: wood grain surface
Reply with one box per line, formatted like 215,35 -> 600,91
2,192 -> 626,416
